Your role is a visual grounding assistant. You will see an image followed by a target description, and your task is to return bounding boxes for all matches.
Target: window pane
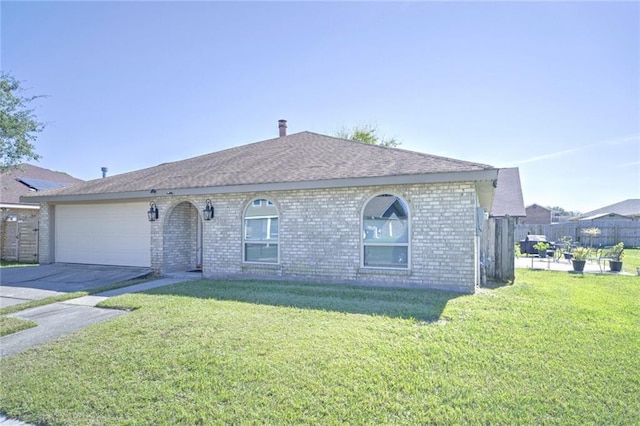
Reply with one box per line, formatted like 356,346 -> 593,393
363,194 -> 408,219
245,243 -> 278,263
363,194 -> 409,243
245,218 -> 278,240
245,218 -> 265,240
363,218 -> 408,243
244,199 -> 279,263
364,246 -> 408,268
245,199 -> 278,218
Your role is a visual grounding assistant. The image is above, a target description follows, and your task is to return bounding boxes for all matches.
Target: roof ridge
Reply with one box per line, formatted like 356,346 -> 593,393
301,131 -> 493,169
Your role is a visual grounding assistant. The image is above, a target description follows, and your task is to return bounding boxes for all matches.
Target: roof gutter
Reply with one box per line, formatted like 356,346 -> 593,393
21,169 -> 499,203
0,202 -> 40,209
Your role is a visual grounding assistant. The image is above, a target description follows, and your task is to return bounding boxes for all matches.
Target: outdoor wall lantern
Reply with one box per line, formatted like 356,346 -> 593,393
203,199 -> 214,221
148,201 -> 159,222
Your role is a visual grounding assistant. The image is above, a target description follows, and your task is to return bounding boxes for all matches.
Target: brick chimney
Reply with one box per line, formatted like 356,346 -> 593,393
278,119 -> 287,137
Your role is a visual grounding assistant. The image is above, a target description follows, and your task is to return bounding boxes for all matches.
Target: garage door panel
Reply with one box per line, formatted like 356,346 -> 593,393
55,202 -> 151,267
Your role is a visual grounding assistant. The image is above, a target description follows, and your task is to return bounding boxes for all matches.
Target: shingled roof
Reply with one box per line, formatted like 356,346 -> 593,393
1,164 -> 83,206
24,131 -> 497,202
573,199 -> 640,220
490,168 -> 526,218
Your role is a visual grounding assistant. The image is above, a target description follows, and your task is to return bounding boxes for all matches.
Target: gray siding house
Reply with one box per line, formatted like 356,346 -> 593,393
24,125 -> 499,293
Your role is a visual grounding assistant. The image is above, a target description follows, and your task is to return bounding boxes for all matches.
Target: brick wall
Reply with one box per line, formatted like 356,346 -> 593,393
523,204 -> 552,224
38,181 -> 481,293
151,182 -> 479,293
38,203 -> 52,264
162,202 -> 199,272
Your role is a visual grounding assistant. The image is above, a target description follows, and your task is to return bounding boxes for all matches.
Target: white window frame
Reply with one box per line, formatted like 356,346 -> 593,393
243,198 -> 279,264
361,193 -> 410,270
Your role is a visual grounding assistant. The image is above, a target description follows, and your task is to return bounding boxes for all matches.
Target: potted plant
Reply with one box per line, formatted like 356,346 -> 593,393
558,236 -> 573,261
571,247 -> 590,272
533,241 -> 550,258
605,242 -> 624,272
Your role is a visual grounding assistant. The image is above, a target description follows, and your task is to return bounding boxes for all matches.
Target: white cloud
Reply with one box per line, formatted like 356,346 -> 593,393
504,134 -> 639,167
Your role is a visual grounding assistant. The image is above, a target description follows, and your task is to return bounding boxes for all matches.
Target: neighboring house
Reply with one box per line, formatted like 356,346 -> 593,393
516,198 -> 640,247
485,168 -> 526,281
1,164 -> 83,262
522,203 -> 552,224
571,199 -> 640,222
24,123 -> 501,293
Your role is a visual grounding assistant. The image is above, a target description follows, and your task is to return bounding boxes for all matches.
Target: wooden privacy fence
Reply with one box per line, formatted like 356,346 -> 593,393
515,220 -> 640,248
483,217 -> 516,282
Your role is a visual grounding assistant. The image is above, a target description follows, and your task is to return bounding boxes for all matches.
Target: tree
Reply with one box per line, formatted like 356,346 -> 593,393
581,227 -> 601,248
549,206 -> 581,217
0,72 -> 45,171
335,123 -> 401,148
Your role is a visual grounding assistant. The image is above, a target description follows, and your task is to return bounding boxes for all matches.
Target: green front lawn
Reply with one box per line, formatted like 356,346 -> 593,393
0,317 -> 37,337
1,271 -> 638,424
622,247 -> 640,274
0,260 -> 37,268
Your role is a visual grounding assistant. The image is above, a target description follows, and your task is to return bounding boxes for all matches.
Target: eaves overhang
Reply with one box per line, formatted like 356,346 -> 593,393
21,169 -> 499,204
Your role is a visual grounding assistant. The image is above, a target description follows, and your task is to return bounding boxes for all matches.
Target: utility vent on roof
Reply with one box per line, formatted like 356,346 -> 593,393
278,119 -> 287,137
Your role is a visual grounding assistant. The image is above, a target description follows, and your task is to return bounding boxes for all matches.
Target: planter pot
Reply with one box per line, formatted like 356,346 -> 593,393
563,252 -> 573,260
609,261 -> 623,272
538,251 -> 547,258
572,259 -> 586,272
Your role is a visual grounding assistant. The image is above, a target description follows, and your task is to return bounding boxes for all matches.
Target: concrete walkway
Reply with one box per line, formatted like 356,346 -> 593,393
515,255 -> 632,274
0,416 -> 32,425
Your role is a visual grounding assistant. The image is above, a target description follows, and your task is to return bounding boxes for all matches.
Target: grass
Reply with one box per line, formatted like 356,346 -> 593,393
622,247 -> 640,274
1,271 -> 638,424
0,292 -> 88,317
0,260 -> 36,268
0,317 -> 37,337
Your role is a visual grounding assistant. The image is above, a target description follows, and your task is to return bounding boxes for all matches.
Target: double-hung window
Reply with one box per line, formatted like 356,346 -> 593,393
362,194 -> 409,268
244,198 -> 279,263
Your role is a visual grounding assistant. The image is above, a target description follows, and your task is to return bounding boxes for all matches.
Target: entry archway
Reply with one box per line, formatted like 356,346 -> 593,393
163,201 -> 202,272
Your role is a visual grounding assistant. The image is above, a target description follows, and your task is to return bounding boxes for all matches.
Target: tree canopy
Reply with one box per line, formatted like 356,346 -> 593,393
550,206 -> 581,217
0,72 -> 45,171
335,123 -> 400,148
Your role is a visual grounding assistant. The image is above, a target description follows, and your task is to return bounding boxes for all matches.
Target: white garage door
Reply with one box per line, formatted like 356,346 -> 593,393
55,202 -> 151,267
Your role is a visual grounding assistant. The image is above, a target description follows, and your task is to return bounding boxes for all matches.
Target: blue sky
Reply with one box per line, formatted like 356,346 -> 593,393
2,1 -> 638,213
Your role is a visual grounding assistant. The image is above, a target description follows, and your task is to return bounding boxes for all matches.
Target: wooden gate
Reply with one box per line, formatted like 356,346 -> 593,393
483,217 -> 516,282
0,219 -> 39,263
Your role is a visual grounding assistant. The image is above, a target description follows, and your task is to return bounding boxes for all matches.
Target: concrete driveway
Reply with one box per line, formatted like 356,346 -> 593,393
0,264 -> 193,359
0,263 -> 152,308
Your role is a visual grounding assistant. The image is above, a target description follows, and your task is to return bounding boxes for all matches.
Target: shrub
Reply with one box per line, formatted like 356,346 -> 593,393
572,247 -> 590,261
606,242 -> 624,261
533,242 -> 550,253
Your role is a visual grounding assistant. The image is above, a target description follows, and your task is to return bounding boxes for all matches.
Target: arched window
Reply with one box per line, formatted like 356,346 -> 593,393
243,198 -> 279,263
362,194 -> 409,268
